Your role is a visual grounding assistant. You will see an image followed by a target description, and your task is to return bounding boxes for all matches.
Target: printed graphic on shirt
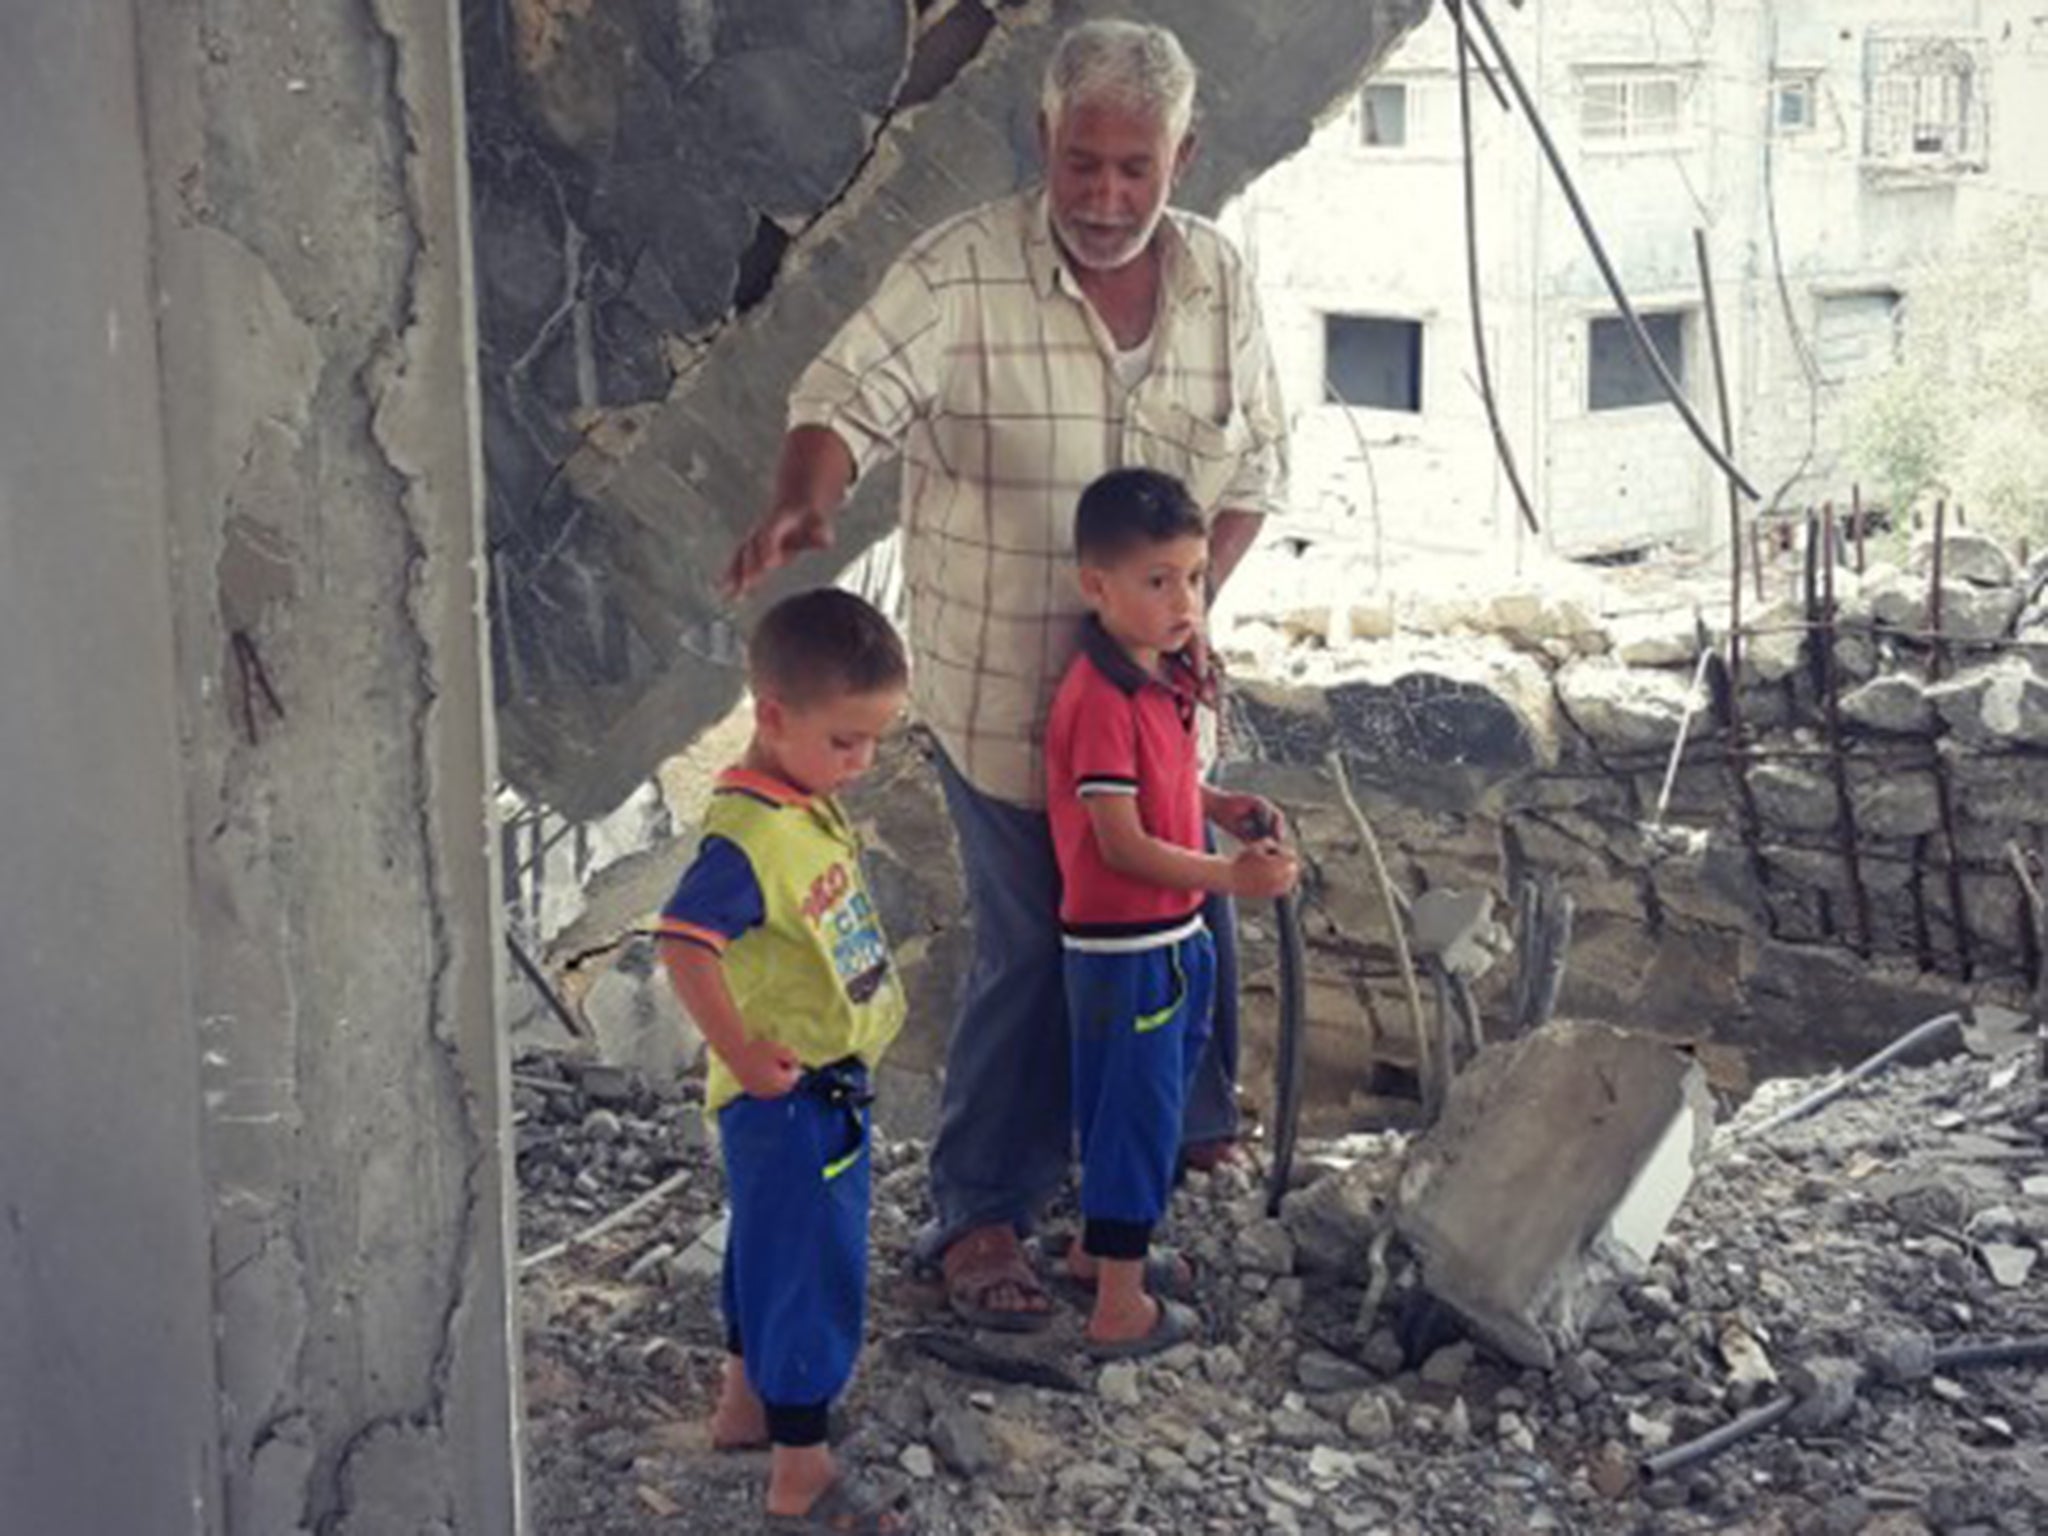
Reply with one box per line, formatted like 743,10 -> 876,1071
804,860 -> 893,1005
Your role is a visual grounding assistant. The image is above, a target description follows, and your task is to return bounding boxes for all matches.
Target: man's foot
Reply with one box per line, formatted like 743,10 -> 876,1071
1038,1231 -> 1197,1303
940,1224 -> 1053,1333
1180,1137 -> 1243,1174
708,1354 -> 768,1451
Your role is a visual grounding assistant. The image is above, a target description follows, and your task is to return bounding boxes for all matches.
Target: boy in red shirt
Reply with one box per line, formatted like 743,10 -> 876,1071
1045,468 -> 1300,1357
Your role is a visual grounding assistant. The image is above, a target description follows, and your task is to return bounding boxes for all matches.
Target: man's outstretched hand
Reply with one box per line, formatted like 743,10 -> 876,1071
722,505 -> 836,599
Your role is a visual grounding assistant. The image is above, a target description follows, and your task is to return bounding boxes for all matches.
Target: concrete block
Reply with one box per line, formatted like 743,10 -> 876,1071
580,940 -> 705,1087
1394,1021 -> 1713,1370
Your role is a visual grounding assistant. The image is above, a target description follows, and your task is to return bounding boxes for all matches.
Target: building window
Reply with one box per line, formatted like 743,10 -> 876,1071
1587,311 -> 1688,412
1775,75 -> 1816,132
1361,82 -> 1408,148
1580,71 -> 1685,142
1325,315 -> 1423,413
1814,289 -> 1903,384
1865,36 -> 1988,166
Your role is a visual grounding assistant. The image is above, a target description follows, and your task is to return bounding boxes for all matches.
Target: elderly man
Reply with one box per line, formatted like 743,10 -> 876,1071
726,19 -> 1287,1330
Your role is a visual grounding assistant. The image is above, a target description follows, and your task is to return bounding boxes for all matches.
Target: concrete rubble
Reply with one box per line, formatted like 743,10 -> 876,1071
1394,1022 -> 1715,1371
514,1017 -> 2048,1535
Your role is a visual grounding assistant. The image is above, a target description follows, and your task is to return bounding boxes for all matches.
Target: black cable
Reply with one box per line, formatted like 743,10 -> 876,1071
1448,0 -> 1541,538
1459,0 -> 1763,503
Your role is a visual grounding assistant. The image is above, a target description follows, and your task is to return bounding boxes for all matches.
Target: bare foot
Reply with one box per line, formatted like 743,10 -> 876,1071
765,1443 -> 837,1518
709,1353 -> 768,1450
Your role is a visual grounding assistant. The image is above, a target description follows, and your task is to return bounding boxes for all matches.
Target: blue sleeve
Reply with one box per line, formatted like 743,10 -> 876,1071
656,836 -> 765,949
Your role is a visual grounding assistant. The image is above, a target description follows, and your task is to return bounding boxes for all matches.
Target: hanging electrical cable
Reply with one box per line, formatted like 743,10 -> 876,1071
1447,0 -> 1542,537
1459,0 -> 1764,504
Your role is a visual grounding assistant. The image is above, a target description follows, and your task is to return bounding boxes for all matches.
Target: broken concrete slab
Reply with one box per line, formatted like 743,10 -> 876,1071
1395,1021 -> 1714,1370
481,0 -> 1436,817
1408,889 -> 1508,979
579,939 -> 704,1087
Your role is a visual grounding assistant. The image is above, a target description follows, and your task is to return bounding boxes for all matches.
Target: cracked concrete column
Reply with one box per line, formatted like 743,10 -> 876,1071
3,2 -> 519,1532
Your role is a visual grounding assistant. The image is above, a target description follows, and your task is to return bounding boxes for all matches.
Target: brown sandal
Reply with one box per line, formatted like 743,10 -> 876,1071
940,1224 -> 1053,1333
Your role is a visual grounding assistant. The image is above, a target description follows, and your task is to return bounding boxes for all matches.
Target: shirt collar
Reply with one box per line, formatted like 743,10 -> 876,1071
715,766 -> 811,807
1025,190 -> 1210,309
1079,615 -> 1202,701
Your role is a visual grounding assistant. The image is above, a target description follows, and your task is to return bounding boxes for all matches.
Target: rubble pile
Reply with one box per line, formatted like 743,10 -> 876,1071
517,1028 -> 2047,1535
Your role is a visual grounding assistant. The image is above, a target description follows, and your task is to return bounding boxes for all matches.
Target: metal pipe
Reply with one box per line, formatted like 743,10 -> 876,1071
1932,1338 -> 2048,1372
1641,1393 -> 1795,1481
1725,1011 -> 1962,1144
1646,1336 -> 2048,1482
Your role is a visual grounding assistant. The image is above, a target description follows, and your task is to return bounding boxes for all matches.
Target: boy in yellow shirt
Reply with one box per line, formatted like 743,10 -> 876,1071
657,588 -> 913,1534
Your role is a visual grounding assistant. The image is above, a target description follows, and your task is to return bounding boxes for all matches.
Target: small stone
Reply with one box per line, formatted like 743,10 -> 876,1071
1270,1405 -> 1336,1448
1297,1349 -> 1378,1395
1718,1321 -> 1778,1386
1863,1326 -> 1937,1385
582,1108 -> 624,1141
1345,1393 -> 1396,1445
1098,1361 -> 1142,1407
1980,1242 -> 2037,1288
1441,1397 -> 1471,1443
1261,1476 -> 1316,1511
1236,1220 -> 1298,1277
1359,1328 -> 1406,1377
1420,1341 -> 1474,1389
1203,1345 -> 1245,1383
1785,1357 -> 1862,1433
1626,1409 -> 1673,1450
899,1444 -> 936,1480
1587,1440 -> 1634,1500
1307,1445 -> 1354,1482
1558,1352 -> 1602,1403
930,1405 -> 1000,1477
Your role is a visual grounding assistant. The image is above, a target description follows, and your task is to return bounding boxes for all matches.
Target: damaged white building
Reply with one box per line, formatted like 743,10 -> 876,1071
1228,0 -> 2048,559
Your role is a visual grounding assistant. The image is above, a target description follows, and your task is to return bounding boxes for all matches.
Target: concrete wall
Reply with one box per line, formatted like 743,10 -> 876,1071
3,1 -> 520,1531
0,6 -> 222,1529
1229,0 -> 2048,560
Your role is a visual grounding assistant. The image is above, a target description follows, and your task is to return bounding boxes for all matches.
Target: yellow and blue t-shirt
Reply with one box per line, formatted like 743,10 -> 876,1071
658,767 -> 906,1112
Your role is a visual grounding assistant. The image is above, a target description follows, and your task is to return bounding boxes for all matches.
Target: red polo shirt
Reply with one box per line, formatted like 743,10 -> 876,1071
1046,618 -> 1207,937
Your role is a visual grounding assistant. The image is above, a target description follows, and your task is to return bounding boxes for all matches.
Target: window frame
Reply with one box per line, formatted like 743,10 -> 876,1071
1359,81 -> 1410,149
1585,309 -> 1691,414
1774,73 -> 1818,134
1863,35 -> 1989,170
1578,68 -> 1691,147
1322,312 -> 1426,415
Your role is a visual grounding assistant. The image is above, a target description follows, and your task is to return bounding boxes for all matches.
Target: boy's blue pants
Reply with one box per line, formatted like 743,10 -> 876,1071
717,1060 -> 871,1447
921,748 -> 1241,1259
1065,926 -> 1217,1259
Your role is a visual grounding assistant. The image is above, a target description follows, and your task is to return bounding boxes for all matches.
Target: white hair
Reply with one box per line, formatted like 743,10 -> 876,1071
1041,19 -> 1197,141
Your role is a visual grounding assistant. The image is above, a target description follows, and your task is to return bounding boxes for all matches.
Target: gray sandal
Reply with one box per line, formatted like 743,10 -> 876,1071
763,1474 -> 913,1535
1084,1297 -> 1203,1361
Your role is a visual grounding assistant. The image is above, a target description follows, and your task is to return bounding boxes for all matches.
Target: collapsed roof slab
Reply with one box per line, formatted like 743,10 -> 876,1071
476,0 -> 1434,819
